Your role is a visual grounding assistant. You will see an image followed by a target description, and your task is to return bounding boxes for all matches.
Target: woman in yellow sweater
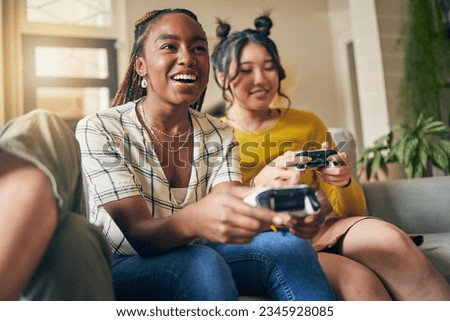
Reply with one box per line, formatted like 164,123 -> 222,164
211,14 -> 450,300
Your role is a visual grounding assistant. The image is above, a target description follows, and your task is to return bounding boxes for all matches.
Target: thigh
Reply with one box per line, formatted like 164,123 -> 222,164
112,245 -> 238,301
209,231 -> 335,301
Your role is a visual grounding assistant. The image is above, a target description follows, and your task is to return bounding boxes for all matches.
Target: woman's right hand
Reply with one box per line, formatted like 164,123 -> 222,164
184,184 -> 280,244
252,151 -> 306,187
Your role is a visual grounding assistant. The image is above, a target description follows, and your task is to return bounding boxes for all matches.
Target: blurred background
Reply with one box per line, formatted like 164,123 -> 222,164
1,0 -> 449,160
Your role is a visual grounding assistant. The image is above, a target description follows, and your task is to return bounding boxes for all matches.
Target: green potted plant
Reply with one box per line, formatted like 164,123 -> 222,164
357,131 -> 398,181
358,113 -> 450,181
390,113 -> 450,178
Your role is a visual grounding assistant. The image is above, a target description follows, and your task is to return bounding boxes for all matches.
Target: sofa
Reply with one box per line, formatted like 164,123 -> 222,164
362,176 -> 450,283
330,127 -> 450,283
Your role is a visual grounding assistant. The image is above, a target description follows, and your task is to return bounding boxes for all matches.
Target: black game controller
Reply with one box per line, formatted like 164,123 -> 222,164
293,149 -> 340,171
244,184 -> 320,217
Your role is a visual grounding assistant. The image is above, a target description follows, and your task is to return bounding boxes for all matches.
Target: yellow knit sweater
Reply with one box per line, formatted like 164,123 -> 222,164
223,107 -> 366,217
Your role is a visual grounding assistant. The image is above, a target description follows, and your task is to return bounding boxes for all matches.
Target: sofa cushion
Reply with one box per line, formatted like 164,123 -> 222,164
420,233 -> 450,283
362,177 -> 450,234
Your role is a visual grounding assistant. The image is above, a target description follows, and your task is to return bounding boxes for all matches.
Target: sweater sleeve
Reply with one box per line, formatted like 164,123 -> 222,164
317,175 -> 367,217
303,112 -> 367,217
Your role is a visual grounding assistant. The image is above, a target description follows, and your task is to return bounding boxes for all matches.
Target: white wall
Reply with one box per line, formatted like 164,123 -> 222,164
348,0 -> 390,147
327,0 -> 354,135
122,0 -> 341,127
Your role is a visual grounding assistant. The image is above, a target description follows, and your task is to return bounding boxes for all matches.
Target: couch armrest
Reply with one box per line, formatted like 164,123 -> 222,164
362,177 -> 450,234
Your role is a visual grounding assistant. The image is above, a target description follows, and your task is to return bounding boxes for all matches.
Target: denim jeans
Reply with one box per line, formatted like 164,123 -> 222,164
208,230 -> 335,300
112,231 -> 335,301
112,245 -> 239,300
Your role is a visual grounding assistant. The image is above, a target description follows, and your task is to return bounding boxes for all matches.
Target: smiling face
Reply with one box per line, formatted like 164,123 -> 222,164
228,42 -> 279,111
136,12 -> 209,109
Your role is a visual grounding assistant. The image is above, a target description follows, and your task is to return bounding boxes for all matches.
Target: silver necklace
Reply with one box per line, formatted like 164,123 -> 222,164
139,102 -> 191,139
139,102 -> 191,153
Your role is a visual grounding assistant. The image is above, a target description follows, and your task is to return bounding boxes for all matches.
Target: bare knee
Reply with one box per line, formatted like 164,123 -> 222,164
343,219 -> 416,256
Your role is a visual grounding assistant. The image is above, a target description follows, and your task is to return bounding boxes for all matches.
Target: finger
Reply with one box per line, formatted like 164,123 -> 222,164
273,154 -> 309,168
287,171 -> 303,185
319,165 -> 351,177
303,213 -> 325,225
273,168 -> 298,181
272,212 -> 291,226
288,214 -> 324,229
321,141 -> 331,149
318,169 -> 352,187
283,150 -> 296,157
290,155 -> 311,167
229,200 -> 277,228
326,152 -> 348,166
337,152 -> 350,167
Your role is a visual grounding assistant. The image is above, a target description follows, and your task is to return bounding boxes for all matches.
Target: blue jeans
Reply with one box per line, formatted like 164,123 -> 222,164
112,245 -> 239,300
208,231 -> 335,300
112,231 -> 335,301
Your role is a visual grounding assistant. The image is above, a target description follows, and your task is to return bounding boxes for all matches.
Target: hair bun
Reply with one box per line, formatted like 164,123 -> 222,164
254,15 -> 273,36
215,18 -> 231,40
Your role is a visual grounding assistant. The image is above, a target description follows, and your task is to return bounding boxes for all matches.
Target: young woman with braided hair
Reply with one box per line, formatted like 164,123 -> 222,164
76,8 -> 336,300
211,15 -> 450,300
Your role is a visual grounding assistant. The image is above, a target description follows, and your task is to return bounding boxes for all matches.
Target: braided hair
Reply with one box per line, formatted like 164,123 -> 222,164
112,8 -> 207,111
211,14 -> 290,107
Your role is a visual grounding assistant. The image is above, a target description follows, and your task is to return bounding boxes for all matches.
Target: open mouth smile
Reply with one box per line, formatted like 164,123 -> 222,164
250,88 -> 270,95
172,74 -> 198,84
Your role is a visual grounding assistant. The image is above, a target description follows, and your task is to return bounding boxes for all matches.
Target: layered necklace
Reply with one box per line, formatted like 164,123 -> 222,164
138,101 -> 192,153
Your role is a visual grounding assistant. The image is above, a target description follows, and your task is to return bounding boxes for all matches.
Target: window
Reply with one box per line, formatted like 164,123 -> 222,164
23,35 -> 117,121
26,0 -> 112,27
8,0 -> 121,127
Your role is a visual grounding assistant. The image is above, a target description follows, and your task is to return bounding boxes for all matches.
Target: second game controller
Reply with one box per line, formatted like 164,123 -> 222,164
244,184 -> 321,217
293,149 -> 340,171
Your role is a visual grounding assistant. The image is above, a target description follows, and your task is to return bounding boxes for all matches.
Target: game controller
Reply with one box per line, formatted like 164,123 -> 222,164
244,184 -> 321,217
293,149 -> 340,171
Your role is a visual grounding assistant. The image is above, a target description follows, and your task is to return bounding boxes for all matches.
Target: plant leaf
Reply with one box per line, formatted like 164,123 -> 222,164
430,143 -> 448,170
370,152 -> 382,180
423,122 -> 450,135
404,137 -> 418,163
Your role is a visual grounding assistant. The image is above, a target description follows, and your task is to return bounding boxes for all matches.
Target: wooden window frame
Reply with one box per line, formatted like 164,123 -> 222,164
22,35 -> 118,114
